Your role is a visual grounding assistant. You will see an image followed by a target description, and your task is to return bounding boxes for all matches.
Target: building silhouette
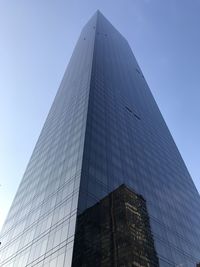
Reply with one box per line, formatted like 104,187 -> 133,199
72,184 -> 159,267
0,10 -> 200,267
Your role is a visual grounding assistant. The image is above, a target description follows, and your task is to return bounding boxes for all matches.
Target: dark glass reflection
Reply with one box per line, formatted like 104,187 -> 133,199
73,184 -> 159,267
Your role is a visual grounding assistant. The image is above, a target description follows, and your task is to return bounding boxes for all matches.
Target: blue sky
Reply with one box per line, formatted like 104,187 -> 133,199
0,0 -> 200,230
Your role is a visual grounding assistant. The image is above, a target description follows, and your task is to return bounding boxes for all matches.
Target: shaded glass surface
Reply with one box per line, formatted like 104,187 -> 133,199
0,11 -> 200,267
78,12 -> 200,267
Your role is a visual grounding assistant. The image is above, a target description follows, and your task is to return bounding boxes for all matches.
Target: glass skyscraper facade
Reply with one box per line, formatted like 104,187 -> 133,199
0,11 -> 200,267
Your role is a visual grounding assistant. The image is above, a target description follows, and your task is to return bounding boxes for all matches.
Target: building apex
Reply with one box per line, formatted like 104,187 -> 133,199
95,9 -> 105,18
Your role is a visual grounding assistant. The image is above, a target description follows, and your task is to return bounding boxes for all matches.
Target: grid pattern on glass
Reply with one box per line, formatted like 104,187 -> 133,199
1,11 -> 200,267
0,13 -> 97,267
77,11 -> 200,267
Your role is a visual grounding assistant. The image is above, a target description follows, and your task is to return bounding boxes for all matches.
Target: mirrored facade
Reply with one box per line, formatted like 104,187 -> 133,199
72,185 -> 159,267
0,13 -> 96,267
1,11 -> 200,267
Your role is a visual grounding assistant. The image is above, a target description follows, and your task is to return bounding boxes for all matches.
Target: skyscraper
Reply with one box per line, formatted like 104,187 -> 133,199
72,184 -> 159,267
0,10 -> 200,267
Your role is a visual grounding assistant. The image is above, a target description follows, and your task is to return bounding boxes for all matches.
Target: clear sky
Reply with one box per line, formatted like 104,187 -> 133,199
0,0 -> 200,231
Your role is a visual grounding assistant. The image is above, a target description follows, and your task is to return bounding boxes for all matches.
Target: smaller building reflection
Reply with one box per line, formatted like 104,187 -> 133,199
72,184 -> 159,266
